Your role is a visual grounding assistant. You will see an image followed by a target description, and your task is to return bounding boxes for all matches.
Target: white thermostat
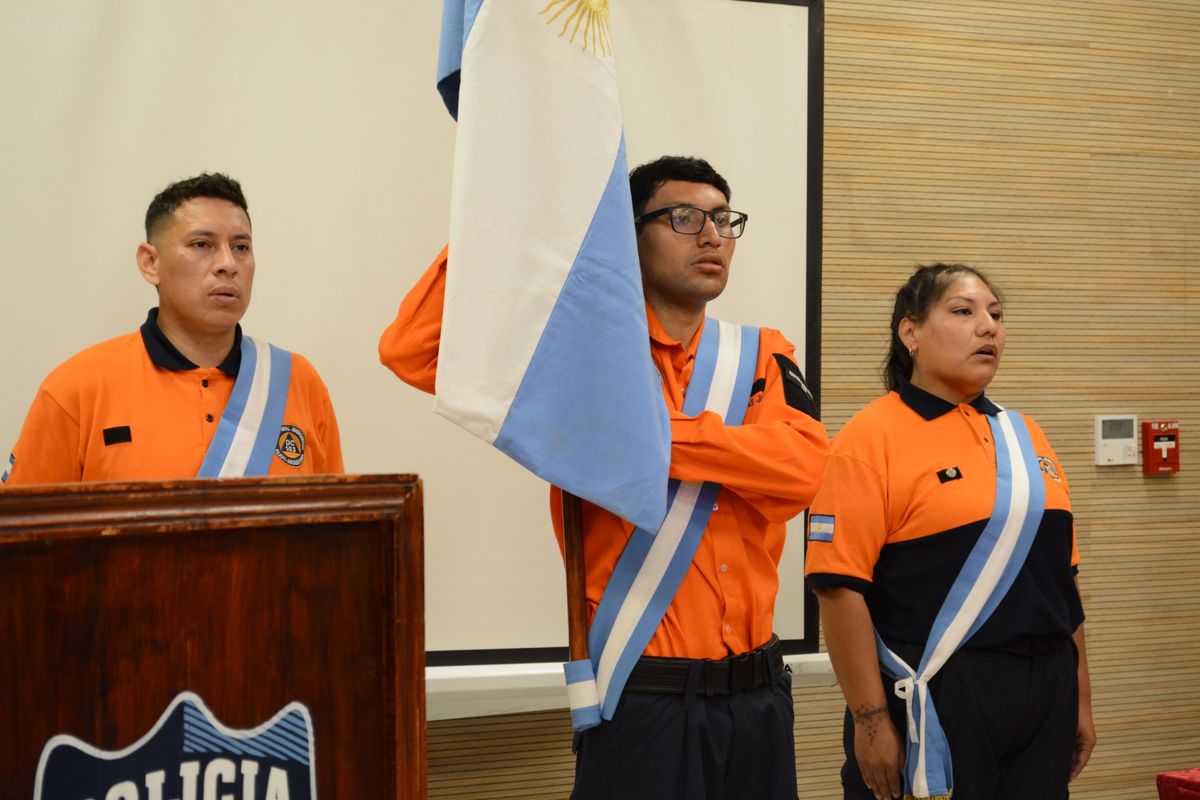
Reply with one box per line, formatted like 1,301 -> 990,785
1095,414 -> 1138,465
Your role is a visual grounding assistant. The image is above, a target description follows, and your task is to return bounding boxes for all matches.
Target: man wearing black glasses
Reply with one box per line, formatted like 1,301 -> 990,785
564,156 -> 827,798
381,155 -> 828,799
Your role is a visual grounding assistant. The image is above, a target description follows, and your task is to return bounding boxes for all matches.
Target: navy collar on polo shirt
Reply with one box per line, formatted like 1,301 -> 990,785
898,379 -> 1001,420
139,308 -> 242,376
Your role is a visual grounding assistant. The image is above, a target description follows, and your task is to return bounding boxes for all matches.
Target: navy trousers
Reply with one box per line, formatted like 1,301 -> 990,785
841,638 -> 1078,800
571,665 -> 797,800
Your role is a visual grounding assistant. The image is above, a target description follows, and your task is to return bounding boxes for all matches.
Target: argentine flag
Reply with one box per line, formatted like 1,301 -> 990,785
434,1 -> 671,532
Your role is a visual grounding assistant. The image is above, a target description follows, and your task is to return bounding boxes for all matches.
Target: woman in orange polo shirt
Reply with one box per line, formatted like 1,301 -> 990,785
805,264 -> 1095,800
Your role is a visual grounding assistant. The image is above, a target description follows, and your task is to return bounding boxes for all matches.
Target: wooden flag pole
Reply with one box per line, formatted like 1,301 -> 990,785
562,490 -> 589,661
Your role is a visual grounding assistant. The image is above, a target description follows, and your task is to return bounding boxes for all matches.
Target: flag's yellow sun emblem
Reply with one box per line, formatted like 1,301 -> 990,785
541,0 -> 612,57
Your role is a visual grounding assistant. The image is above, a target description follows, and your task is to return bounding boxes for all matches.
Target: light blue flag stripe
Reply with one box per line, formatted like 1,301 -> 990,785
602,328 -> 758,704
583,319 -> 728,660
570,704 -> 602,730
586,324 -> 759,721
598,482 -> 722,720
878,409 -> 1045,798
587,526 -> 654,664
918,412 -> 1045,672
564,659 -> 601,730
725,325 -> 759,427
493,138 -> 671,533
437,0 -> 485,116
244,345 -> 291,476
961,412 -> 1046,643
198,337 -> 257,477
685,320 -> 721,417
919,422 -> 1014,666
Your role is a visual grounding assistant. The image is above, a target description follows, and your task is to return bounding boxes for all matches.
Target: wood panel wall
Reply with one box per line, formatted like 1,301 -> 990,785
427,2 -> 1200,796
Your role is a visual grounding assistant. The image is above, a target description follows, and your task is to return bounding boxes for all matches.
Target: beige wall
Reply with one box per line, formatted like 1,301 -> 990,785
427,2 -> 1200,797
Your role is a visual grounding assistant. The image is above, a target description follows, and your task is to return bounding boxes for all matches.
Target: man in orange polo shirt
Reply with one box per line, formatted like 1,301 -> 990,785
3,173 -> 343,486
381,156 -> 827,799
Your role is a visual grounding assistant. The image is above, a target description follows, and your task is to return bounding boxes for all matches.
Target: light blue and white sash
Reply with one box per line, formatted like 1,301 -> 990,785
565,320 -> 760,731
876,407 -> 1046,800
196,336 -> 292,479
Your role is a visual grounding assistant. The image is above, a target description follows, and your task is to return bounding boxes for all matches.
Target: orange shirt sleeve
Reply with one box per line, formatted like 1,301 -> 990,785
378,245 -> 448,395
803,448 -> 891,584
308,364 -> 344,474
5,387 -> 83,486
317,390 -> 345,474
667,329 -> 829,524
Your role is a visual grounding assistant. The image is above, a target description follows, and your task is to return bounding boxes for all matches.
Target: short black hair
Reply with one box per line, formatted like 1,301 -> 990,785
883,263 -> 1003,392
144,173 -> 249,241
628,156 -> 731,218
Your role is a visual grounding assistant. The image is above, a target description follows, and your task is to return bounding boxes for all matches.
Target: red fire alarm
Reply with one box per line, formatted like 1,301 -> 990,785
1142,420 -> 1180,475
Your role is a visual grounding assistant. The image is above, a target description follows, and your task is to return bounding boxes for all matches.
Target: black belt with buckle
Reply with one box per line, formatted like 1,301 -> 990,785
622,635 -> 784,697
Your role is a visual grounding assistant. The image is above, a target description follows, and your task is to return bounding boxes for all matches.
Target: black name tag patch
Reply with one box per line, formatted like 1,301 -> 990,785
103,426 -> 132,446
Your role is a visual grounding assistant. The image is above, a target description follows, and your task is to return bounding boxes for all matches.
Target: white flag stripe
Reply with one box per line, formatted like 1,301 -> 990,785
219,339 -> 273,478
923,412 -> 1028,679
595,480 -> 702,703
593,322 -> 745,704
566,672 -> 601,711
705,321 -> 742,421
435,2 -> 623,443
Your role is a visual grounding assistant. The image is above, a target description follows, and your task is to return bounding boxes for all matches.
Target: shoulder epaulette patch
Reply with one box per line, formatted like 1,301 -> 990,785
771,353 -> 818,419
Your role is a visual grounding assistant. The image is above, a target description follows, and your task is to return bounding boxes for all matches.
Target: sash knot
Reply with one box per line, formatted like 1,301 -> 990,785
893,675 -> 922,742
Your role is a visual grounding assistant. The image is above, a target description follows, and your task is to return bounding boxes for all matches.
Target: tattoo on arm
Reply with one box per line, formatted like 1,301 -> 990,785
853,703 -> 888,723
852,703 -> 889,744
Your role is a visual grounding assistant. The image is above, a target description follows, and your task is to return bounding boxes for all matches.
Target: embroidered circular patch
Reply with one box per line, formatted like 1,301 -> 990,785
1037,455 -> 1061,482
275,424 -> 306,467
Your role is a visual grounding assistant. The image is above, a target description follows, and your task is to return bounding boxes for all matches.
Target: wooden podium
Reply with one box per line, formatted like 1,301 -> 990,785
0,474 -> 425,799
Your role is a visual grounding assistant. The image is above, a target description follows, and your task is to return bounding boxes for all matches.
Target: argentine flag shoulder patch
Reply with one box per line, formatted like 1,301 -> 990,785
808,514 -> 835,542
2,452 -> 14,484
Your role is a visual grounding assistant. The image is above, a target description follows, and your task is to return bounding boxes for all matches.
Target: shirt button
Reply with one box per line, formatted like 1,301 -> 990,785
202,379 -> 209,387
720,563 -> 730,573
206,414 -> 215,422
724,624 -> 732,634
712,502 -> 719,511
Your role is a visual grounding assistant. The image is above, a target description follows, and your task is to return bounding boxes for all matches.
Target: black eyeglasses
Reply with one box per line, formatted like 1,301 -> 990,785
636,205 -> 749,239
